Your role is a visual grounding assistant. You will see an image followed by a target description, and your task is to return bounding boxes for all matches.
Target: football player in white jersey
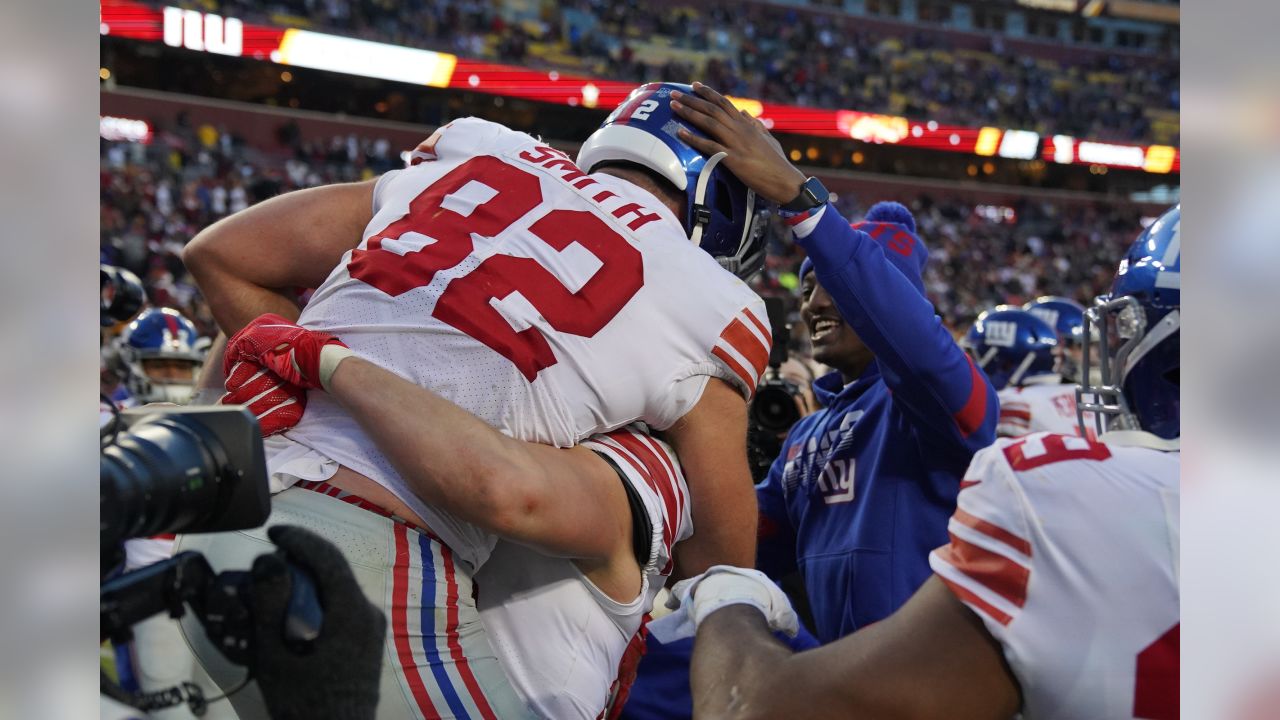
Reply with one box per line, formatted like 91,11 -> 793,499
964,307 -> 1094,438
181,83 -> 770,718
218,323 -> 691,719
658,198 -> 1181,718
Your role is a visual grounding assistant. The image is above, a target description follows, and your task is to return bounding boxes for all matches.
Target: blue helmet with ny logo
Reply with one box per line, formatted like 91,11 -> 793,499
1078,205 -> 1181,440
1023,295 -> 1088,382
118,307 -> 205,404
576,82 -> 767,279
963,307 -> 1059,391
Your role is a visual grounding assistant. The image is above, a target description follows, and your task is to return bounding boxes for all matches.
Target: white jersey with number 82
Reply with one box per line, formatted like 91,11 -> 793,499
282,118 -> 768,567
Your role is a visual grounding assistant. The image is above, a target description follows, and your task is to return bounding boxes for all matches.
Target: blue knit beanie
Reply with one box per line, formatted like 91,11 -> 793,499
799,201 -> 928,295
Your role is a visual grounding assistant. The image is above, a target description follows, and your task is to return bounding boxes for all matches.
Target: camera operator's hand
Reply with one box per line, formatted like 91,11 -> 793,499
250,525 -> 386,720
221,360 -> 306,436
224,313 -> 354,392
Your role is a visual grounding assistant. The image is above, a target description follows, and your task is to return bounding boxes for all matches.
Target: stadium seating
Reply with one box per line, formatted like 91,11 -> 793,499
194,0 -> 1177,144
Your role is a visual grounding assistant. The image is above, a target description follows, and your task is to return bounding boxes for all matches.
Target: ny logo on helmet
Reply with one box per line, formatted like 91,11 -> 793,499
985,321 -> 1018,348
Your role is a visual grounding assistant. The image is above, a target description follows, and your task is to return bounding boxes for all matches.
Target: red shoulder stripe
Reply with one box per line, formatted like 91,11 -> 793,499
743,309 -> 772,347
953,508 -> 1031,556
632,433 -> 685,526
712,346 -> 755,394
935,533 -> 1030,610
937,574 -> 1014,626
599,432 -> 678,571
999,407 -> 1032,422
720,318 -> 770,383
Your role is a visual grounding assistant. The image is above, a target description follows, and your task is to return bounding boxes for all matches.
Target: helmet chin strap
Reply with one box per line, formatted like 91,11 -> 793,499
688,151 -> 728,248
1008,351 -> 1039,388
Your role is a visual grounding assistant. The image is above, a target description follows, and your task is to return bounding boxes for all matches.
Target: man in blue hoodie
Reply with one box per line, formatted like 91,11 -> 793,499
671,82 -> 999,643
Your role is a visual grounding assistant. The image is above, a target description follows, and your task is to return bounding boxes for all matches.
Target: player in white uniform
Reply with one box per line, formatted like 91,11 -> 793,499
645,101 -> 1180,720
964,306 -> 1095,438
218,331 -> 694,719
181,83 -> 768,719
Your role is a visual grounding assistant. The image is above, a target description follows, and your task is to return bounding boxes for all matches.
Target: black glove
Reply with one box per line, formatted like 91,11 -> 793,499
249,525 -> 386,720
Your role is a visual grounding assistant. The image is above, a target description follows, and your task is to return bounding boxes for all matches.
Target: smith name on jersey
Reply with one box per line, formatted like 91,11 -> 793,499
279,117 -> 768,568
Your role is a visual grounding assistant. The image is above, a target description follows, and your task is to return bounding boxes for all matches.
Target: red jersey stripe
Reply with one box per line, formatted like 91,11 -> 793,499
937,574 -> 1013,626
609,431 -> 680,536
596,437 -> 675,569
937,533 -> 1030,609
742,309 -> 772,348
712,346 -> 755,394
720,318 -> 770,381
952,356 -> 990,438
953,508 -> 1032,556
999,408 -> 1032,422
632,433 -> 684,524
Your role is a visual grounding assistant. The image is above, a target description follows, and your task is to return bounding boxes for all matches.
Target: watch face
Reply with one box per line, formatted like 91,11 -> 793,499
806,178 -> 828,204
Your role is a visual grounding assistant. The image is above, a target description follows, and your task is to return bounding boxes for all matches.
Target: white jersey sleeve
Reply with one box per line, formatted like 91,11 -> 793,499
996,383 -> 1095,439
582,425 -> 693,579
930,432 -> 1180,720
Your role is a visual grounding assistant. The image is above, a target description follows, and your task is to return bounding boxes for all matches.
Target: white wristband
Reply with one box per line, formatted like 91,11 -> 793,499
691,571 -> 780,626
318,344 -> 356,393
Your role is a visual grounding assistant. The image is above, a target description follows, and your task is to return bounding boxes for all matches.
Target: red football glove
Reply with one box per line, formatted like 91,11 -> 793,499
224,313 -> 353,391
221,360 -> 306,437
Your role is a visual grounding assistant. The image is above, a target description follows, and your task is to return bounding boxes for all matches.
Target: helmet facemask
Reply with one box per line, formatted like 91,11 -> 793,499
1077,295 -> 1180,438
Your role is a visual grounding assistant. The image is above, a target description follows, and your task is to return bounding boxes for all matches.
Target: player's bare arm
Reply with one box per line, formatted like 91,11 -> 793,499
664,378 -> 757,576
690,577 -> 1021,720
182,179 -> 377,334
327,355 -> 641,600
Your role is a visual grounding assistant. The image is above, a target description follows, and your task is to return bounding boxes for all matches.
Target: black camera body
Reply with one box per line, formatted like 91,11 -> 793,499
745,297 -> 809,483
100,406 -> 322,712
101,406 -> 272,575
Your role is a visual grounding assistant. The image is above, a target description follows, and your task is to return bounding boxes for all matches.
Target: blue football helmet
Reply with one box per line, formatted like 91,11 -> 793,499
1078,205 -> 1180,440
118,307 -> 205,404
963,308 -> 1059,391
576,82 -> 768,279
1023,295 -> 1087,382
960,304 -> 1016,360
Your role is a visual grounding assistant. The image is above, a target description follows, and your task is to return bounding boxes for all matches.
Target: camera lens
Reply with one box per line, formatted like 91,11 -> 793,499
751,381 -> 803,434
101,414 -> 230,551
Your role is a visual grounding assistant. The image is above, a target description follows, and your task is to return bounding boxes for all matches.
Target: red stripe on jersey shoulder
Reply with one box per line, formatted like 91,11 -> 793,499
936,532 -> 1030,610
632,432 -> 685,525
609,431 -> 680,523
712,346 -> 756,395
1002,433 -> 1112,471
743,308 -> 772,344
953,355 -> 990,438
959,479 -> 981,490
999,407 -> 1032,422
953,508 -> 1031,556
598,431 -> 678,572
937,574 -> 1014,626
720,318 -> 770,382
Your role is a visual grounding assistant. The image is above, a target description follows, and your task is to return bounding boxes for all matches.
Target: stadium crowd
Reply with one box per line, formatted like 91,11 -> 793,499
173,0 -> 1177,144
99,114 -> 1146,344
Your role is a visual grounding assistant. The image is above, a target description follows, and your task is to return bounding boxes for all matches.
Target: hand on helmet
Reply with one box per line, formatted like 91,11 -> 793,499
224,313 -> 354,392
669,82 -> 807,205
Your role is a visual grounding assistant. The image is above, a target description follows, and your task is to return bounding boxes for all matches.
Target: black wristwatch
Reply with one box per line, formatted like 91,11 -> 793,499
780,177 -> 830,213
